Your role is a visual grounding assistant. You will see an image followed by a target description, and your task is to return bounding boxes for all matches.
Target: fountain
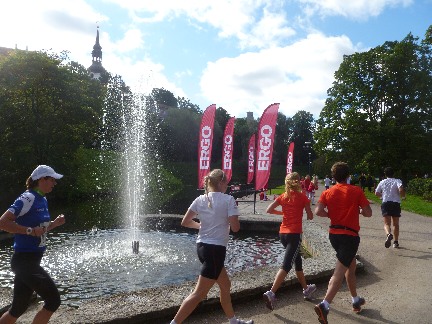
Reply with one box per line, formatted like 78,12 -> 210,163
0,81 -> 289,307
102,78 -> 159,254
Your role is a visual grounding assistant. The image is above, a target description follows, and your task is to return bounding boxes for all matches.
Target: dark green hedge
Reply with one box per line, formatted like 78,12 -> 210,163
407,178 -> 432,201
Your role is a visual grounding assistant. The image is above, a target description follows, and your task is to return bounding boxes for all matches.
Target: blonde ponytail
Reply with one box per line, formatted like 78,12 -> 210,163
284,172 -> 302,200
203,169 -> 226,208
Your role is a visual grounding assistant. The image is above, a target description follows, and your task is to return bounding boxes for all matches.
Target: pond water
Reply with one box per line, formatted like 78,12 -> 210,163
0,227 -> 286,307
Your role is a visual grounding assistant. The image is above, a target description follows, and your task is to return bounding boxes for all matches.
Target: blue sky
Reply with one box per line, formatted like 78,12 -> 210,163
1,0 -> 430,119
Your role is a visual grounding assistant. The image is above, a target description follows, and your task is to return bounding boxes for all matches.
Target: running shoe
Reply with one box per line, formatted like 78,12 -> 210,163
314,302 -> 329,324
393,241 -> 399,248
235,319 -> 254,324
262,291 -> 276,310
385,233 -> 393,248
303,284 -> 317,300
352,297 -> 366,313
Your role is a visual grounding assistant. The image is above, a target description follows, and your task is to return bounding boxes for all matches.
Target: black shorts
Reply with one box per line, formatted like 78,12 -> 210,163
279,233 -> 303,272
381,201 -> 401,217
329,234 -> 360,268
196,242 -> 226,280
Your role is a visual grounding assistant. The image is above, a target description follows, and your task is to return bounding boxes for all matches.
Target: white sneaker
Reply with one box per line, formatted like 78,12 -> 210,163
262,291 -> 276,310
235,319 -> 254,324
303,284 -> 317,300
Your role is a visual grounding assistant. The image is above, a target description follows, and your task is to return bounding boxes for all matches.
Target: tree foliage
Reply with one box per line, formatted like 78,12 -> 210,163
0,50 -> 105,200
315,29 -> 432,180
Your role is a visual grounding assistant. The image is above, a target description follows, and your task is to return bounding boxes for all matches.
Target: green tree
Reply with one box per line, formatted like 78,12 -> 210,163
177,96 -> 202,114
233,117 -> 257,161
0,50 -> 105,199
315,29 -> 432,180
159,106 -> 201,162
290,110 -> 315,169
273,112 -> 293,165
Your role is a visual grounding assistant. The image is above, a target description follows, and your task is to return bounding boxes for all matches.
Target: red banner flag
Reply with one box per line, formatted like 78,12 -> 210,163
247,134 -> 255,184
222,117 -> 235,183
197,104 -> 216,189
286,142 -> 295,174
255,103 -> 279,190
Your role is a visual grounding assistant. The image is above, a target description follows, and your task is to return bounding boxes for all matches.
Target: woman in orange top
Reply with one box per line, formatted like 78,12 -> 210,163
262,172 -> 315,311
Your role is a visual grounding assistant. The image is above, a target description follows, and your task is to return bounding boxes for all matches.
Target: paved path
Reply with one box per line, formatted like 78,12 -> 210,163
185,186 -> 432,324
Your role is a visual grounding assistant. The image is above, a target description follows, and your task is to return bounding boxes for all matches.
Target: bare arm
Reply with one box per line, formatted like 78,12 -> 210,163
314,202 -> 328,218
266,200 -> 283,215
375,185 -> 382,197
0,210 -> 27,234
399,186 -> 406,199
181,209 -> 200,230
47,214 -> 66,231
229,215 -> 240,232
305,203 -> 313,220
360,204 -> 372,217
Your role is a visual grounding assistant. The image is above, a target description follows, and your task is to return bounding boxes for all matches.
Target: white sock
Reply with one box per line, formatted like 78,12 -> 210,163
267,290 -> 275,297
229,316 -> 238,324
352,296 -> 360,303
322,300 -> 330,310
170,321 -> 177,324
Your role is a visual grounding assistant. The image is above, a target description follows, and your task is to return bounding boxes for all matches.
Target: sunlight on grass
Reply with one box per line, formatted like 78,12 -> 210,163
271,184 -> 432,217
363,190 -> 432,217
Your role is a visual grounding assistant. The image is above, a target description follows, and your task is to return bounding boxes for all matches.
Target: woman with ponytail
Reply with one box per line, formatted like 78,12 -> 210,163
262,172 -> 316,310
170,169 -> 253,324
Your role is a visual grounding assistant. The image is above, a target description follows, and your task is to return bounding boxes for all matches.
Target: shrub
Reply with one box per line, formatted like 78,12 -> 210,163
407,178 -> 432,201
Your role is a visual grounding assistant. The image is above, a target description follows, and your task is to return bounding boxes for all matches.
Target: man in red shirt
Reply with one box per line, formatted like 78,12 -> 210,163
313,162 -> 372,324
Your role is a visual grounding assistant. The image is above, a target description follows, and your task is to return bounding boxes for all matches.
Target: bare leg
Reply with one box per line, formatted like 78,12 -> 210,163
270,269 -> 288,293
323,261 -> 348,303
296,271 -> 308,290
216,268 -> 235,318
173,275 -> 215,324
392,217 -> 400,241
383,216 -> 392,235
0,311 -> 17,324
344,258 -> 357,297
32,308 -> 54,324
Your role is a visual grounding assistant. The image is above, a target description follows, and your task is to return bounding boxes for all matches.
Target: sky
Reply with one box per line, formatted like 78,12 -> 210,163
1,0 -> 431,119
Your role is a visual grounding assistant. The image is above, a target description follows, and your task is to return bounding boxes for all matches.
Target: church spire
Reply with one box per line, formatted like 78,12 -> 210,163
88,25 -> 106,80
92,25 -> 102,63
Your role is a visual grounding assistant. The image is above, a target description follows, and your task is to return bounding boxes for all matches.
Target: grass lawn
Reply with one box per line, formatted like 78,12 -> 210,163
270,185 -> 432,217
363,190 -> 432,217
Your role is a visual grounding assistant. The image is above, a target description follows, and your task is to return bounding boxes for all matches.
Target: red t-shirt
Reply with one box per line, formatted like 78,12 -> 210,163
276,191 -> 310,234
318,183 -> 370,236
303,178 -> 311,191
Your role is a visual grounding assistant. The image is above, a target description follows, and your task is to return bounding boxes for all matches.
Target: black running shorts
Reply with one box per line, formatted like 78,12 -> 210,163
196,242 -> 226,280
381,201 -> 401,217
329,234 -> 360,268
279,233 -> 303,272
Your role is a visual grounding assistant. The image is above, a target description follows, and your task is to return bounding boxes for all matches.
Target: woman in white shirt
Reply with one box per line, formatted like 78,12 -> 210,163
171,169 -> 253,324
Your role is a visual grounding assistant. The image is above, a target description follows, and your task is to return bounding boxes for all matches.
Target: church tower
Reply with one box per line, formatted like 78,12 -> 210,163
88,26 -> 106,80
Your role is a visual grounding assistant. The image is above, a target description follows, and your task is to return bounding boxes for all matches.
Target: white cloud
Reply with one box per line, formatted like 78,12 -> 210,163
104,0 -> 294,49
0,0 -> 106,64
238,9 -> 296,49
111,29 -> 144,53
298,0 -> 413,20
200,33 -> 359,118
